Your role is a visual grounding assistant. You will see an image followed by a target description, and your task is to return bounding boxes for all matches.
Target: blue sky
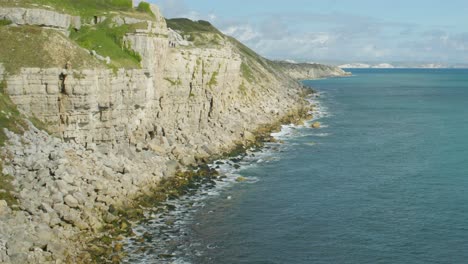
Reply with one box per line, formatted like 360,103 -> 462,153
148,0 -> 468,64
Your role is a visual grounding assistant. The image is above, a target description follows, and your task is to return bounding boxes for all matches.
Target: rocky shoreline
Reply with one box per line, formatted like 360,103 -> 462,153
0,101 -> 313,263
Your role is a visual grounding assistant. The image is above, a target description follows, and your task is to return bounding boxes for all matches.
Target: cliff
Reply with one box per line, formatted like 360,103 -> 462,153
0,2 -> 324,263
273,61 -> 351,80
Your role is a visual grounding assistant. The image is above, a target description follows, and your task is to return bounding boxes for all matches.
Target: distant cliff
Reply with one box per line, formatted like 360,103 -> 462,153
273,61 -> 351,80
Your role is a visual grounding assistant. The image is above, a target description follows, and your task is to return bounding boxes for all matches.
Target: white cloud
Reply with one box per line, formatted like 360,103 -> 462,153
150,0 -> 468,63
222,25 -> 260,42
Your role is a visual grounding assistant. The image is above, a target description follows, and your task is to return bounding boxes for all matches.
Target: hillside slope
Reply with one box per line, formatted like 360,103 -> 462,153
273,60 -> 351,80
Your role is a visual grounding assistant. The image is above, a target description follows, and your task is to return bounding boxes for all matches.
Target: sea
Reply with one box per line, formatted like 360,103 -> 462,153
124,69 -> 468,264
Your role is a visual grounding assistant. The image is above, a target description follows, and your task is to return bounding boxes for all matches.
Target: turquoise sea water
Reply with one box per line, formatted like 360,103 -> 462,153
126,69 -> 468,263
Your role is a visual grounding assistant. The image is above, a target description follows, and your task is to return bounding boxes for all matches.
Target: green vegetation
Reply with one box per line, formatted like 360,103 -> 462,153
0,0 -> 154,19
241,62 -> 255,83
0,19 -> 12,26
207,71 -> 218,88
136,1 -> 154,17
0,26 -> 102,73
164,77 -> 182,86
70,19 -> 146,69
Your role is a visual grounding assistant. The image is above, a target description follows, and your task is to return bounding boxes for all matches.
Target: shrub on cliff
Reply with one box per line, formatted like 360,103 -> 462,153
136,1 -> 154,17
0,19 -> 12,26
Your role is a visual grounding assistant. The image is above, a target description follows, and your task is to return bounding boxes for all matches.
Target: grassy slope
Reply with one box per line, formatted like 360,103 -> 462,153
0,0 -> 161,72
0,0 -> 154,19
70,19 -> 147,70
0,25 -> 103,73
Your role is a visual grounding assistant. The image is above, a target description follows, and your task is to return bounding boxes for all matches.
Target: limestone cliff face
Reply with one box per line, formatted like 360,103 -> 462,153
274,61 -> 351,80
3,7 -> 305,164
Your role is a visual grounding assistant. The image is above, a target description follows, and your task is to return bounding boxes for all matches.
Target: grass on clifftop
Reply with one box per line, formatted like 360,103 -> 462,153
136,1 -> 154,17
0,17 -> 146,72
0,26 -> 103,73
1,0 -> 155,20
70,19 -> 146,70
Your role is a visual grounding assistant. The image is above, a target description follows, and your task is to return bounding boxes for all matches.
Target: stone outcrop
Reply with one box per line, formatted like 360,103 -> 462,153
273,61 -> 351,80
1,123 -> 172,263
0,7 -> 80,32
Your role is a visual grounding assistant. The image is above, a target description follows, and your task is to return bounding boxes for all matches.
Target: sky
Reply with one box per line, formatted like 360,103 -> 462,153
146,0 -> 468,64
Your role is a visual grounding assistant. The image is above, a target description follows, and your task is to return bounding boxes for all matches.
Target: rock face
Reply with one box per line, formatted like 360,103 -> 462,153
4,7 -> 305,162
0,7 -> 80,32
273,61 -> 351,80
0,3 -> 313,263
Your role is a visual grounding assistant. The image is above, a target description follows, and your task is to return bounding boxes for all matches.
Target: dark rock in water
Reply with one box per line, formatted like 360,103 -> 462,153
233,164 -> 241,169
215,161 -> 224,165
311,121 -> 321,129
165,204 -> 176,211
230,158 -> 242,163
143,232 -> 153,242
158,253 -> 175,259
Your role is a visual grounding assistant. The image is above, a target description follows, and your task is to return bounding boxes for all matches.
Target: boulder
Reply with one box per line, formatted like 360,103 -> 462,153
64,195 -> 79,208
0,200 -> 10,216
311,122 -> 321,129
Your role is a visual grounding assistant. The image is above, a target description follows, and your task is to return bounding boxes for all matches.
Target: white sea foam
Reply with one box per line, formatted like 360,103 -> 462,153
123,93 -> 329,263
312,133 -> 330,137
